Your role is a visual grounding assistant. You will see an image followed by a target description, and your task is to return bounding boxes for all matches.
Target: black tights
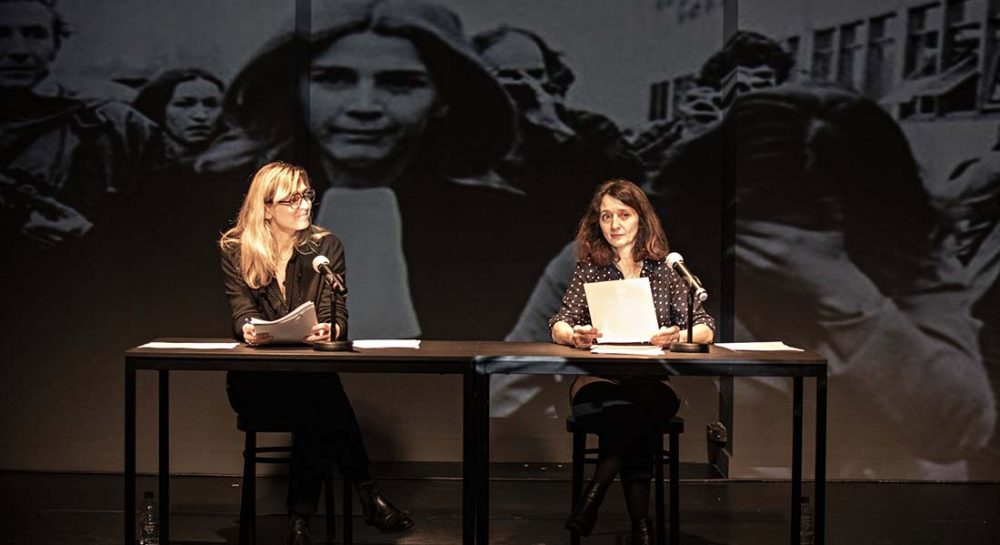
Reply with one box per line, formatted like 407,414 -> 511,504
572,378 -> 679,521
227,371 -> 372,516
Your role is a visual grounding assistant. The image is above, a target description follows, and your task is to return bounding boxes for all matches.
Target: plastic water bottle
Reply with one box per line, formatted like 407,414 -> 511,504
799,496 -> 814,545
138,491 -> 159,545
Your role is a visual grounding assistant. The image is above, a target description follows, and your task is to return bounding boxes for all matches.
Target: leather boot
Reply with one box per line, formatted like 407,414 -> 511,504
630,518 -> 653,545
565,480 -> 608,536
286,513 -> 312,545
354,479 -> 415,533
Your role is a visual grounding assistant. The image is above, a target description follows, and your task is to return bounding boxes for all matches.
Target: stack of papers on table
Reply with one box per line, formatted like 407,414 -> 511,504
715,341 -> 803,352
250,302 -> 317,344
353,339 -> 421,349
590,344 -> 664,356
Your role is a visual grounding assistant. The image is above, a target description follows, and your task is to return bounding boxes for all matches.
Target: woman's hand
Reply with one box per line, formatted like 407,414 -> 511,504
242,323 -> 271,346
570,324 -> 602,348
305,322 -> 334,343
650,325 -> 681,347
551,321 -> 601,348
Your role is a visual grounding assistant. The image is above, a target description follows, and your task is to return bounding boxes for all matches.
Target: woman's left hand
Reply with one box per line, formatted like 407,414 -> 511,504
305,322 -> 334,343
650,325 -> 681,347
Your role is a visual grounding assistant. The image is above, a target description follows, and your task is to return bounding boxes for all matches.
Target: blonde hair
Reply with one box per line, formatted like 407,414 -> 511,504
219,161 -> 327,289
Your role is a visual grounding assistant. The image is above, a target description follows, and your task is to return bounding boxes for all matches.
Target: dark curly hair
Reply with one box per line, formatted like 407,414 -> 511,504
575,179 -> 670,266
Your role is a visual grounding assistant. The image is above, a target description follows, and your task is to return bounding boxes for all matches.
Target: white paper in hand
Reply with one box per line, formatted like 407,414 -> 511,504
583,277 -> 659,343
250,301 -> 318,344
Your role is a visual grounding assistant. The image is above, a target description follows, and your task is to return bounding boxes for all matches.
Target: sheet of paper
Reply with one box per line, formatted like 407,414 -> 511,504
584,277 -> 659,343
250,301 -> 318,344
140,342 -> 239,350
353,339 -> 422,349
590,344 -> 665,356
715,341 -> 803,352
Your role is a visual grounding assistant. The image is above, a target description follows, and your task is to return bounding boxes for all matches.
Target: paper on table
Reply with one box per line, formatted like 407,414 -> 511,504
584,277 -> 659,343
250,301 -> 318,344
140,342 -> 239,350
715,341 -> 803,352
590,344 -> 664,356
353,339 -> 421,349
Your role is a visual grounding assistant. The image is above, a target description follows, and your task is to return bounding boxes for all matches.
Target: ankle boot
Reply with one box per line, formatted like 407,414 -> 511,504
286,513 -> 312,545
565,481 -> 608,536
630,518 -> 653,545
354,479 -> 415,533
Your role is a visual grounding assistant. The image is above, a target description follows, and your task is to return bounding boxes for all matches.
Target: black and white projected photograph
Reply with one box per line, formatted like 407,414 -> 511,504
1,1 -> 998,544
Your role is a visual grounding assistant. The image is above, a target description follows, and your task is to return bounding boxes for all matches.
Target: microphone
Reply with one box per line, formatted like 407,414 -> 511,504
666,252 -> 708,302
312,255 -> 346,294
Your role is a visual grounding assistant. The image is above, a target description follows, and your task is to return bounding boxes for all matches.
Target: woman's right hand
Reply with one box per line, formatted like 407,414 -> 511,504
570,324 -> 602,348
242,323 -> 271,346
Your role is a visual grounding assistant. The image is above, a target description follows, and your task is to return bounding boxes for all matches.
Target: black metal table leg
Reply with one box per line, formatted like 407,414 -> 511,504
476,370 -> 490,545
791,376 -> 803,545
815,372 -> 827,545
125,360 -> 136,544
159,370 -> 170,544
670,429 -> 680,545
463,368 -> 478,545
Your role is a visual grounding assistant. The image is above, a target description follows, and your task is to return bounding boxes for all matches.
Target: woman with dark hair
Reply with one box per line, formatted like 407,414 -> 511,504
220,161 -> 413,544
133,68 -> 225,167
198,0 -> 537,340
550,179 -> 714,545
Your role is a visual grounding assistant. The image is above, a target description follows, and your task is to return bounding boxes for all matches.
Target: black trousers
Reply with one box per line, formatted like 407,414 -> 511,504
571,377 -> 681,482
227,371 -> 372,515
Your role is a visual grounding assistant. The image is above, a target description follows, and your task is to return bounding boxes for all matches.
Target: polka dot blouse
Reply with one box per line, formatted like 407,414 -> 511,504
549,257 -> 716,332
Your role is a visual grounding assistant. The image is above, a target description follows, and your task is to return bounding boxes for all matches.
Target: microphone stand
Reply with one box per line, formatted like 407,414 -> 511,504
313,276 -> 353,352
669,287 -> 710,353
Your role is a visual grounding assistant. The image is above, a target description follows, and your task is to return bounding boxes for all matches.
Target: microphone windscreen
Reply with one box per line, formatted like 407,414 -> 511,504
312,255 -> 331,273
665,252 -> 684,268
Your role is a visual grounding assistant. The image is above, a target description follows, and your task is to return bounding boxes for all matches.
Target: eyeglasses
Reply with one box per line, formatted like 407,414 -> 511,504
268,189 -> 316,209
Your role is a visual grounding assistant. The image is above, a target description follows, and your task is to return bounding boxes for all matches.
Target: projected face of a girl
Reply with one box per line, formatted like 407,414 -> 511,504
304,31 -> 442,176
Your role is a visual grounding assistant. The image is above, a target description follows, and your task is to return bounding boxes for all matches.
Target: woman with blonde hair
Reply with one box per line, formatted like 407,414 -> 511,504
220,161 -> 413,544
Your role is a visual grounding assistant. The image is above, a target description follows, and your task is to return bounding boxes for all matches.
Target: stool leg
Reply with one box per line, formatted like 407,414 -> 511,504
570,430 -> 585,545
324,476 -> 336,542
670,431 -> 680,545
239,431 -> 256,545
343,478 -> 353,545
655,435 -> 665,545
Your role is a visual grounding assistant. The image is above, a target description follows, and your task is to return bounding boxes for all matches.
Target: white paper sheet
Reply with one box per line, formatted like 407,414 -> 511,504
140,342 -> 239,350
584,277 -> 659,343
715,341 -> 803,352
590,344 -> 665,356
352,339 -> 422,349
250,301 -> 318,344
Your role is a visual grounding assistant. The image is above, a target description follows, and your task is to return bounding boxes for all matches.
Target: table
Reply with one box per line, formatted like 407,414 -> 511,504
471,342 -> 828,545
125,340 -> 826,545
124,340 -> 480,545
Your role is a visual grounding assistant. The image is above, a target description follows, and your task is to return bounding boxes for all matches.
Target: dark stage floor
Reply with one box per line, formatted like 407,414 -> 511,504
1,464 -> 997,545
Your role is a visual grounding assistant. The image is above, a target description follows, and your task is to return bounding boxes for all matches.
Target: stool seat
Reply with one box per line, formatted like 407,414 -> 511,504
567,415 -> 682,545
237,414 -> 353,544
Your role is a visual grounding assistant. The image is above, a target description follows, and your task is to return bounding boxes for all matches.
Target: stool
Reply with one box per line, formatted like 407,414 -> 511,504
567,415 -> 683,545
237,415 -> 354,545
